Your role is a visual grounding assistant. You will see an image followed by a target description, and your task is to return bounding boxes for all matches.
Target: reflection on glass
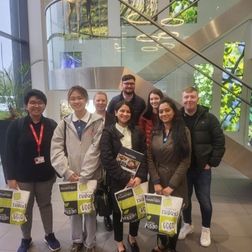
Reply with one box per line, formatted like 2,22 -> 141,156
169,0 -> 198,24
193,63 -> 214,109
220,41 -> 245,132
60,52 -> 82,69
121,0 -> 158,25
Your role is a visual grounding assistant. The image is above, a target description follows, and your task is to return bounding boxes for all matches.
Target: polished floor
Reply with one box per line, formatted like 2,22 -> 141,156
0,161 -> 252,252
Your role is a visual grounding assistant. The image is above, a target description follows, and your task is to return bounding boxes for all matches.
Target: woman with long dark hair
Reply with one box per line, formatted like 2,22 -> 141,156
139,89 -> 163,146
100,100 -> 147,252
148,98 -> 191,252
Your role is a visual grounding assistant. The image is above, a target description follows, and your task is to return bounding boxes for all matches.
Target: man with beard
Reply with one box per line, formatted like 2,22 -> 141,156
107,74 -> 146,125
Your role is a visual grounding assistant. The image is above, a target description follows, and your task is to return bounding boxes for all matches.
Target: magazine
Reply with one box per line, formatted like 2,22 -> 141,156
116,146 -> 144,176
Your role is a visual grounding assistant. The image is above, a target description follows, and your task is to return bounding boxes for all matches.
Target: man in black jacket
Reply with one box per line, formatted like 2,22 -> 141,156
178,87 -> 225,247
107,74 -> 145,125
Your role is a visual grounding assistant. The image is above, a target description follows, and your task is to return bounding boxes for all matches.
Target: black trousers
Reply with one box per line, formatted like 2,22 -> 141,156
113,211 -> 140,242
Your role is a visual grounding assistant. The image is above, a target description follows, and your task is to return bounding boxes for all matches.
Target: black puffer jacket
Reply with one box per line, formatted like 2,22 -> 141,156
100,124 -> 147,211
181,105 -> 225,170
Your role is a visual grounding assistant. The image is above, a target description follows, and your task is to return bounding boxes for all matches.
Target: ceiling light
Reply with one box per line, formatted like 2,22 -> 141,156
160,17 -> 184,27
136,34 -> 159,43
141,46 -> 158,52
126,13 -> 150,25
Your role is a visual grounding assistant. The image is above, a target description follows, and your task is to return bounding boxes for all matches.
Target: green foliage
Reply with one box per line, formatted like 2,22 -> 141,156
220,42 -> 245,132
0,63 -> 31,120
193,64 -> 214,108
170,0 -> 198,24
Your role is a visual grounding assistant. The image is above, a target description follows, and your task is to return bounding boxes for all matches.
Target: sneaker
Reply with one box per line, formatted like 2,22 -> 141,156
200,227 -> 211,247
44,233 -> 61,251
17,238 -> 32,252
70,243 -> 83,252
178,223 -> 194,240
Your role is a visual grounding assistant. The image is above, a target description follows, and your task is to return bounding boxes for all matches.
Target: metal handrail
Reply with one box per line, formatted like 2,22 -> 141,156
119,0 -> 252,93
122,16 -> 250,106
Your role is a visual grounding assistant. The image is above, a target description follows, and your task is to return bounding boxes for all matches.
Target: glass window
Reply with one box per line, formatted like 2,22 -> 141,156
0,0 -> 11,34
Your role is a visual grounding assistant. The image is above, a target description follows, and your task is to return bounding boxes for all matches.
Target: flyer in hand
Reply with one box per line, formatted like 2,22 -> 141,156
116,146 -> 144,176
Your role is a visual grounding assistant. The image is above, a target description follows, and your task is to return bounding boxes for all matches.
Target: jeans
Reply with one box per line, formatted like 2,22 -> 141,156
182,169 -> 212,228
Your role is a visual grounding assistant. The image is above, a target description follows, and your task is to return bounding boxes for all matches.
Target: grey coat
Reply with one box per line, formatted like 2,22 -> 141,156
50,112 -> 104,182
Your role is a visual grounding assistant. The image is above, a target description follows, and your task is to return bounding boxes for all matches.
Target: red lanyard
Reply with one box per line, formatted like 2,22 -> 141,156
29,123 -> 44,156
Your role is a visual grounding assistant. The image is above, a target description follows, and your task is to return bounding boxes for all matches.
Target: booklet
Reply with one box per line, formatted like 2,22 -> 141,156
116,146 -> 144,176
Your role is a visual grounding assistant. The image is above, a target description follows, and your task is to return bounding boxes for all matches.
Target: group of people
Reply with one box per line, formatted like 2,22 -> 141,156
3,74 -> 225,252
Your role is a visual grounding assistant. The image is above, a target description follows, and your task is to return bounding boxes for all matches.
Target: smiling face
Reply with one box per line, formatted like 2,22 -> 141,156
26,96 -> 46,119
115,104 -> 132,127
94,93 -> 107,113
150,93 -> 161,110
122,78 -> 135,95
182,90 -> 199,115
158,102 -> 175,125
68,90 -> 87,113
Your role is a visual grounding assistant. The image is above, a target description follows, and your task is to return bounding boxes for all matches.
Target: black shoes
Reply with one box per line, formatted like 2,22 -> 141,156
104,215 -> 113,231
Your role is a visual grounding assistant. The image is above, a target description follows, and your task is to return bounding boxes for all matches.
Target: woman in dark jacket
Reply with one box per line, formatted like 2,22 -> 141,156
100,100 -> 147,252
148,98 -> 191,252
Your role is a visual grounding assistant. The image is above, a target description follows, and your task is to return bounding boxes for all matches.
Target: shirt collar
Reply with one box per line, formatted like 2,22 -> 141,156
115,122 -> 128,135
72,111 -> 90,123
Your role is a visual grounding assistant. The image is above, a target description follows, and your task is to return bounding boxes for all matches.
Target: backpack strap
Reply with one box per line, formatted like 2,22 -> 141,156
63,120 -> 68,157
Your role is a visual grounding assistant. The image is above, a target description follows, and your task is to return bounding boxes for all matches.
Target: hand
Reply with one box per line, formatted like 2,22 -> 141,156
132,177 -> 141,187
162,186 -> 173,196
127,178 -> 134,187
204,164 -> 211,170
68,173 -> 80,182
7,180 -> 19,190
154,184 -> 163,194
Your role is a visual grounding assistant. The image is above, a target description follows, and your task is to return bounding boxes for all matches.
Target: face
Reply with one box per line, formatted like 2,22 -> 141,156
94,94 -> 107,113
68,90 -> 87,113
150,93 -> 161,110
182,91 -> 199,113
122,78 -> 135,95
159,102 -> 175,124
115,104 -> 131,126
26,96 -> 46,118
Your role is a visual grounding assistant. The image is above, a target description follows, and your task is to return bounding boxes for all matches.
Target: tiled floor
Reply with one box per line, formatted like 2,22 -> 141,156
0,160 -> 252,252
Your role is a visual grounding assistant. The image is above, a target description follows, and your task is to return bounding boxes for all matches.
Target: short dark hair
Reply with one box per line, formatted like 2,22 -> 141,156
122,74 -> 136,82
24,89 -> 47,105
67,85 -> 88,101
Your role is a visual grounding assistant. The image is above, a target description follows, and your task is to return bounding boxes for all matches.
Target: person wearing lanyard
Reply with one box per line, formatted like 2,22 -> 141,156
147,98 -> 191,252
5,89 -> 61,252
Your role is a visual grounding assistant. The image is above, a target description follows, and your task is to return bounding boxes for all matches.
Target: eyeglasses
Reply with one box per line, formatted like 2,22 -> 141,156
28,101 -> 45,106
123,82 -> 135,86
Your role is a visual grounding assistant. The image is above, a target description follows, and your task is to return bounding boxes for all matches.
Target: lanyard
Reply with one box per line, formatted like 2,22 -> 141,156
29,123 -> 44,156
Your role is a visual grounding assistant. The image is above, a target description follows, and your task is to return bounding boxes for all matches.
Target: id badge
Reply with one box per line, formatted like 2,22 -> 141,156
34,156 -> 45,164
